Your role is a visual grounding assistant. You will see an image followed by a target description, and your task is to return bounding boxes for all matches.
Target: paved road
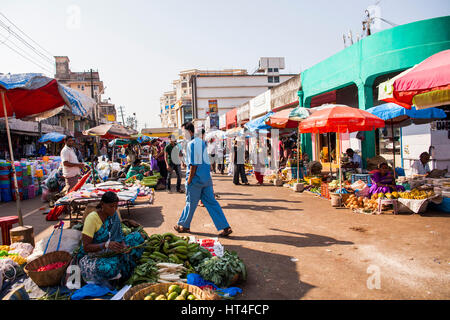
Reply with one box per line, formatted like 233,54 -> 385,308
1,173 -> 449,299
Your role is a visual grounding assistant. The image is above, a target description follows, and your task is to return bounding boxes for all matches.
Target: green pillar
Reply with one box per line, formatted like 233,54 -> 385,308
357,81 -> 376,168
298,90 -> 313,160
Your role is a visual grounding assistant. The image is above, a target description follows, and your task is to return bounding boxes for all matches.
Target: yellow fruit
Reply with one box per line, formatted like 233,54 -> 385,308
378,193 -> 385,199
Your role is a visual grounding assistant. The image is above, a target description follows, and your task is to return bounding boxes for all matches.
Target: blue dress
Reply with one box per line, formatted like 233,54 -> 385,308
76,212 -> 144,284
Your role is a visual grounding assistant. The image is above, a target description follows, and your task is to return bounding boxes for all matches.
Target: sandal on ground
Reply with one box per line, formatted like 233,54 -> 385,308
173,225 -> 190,233
219,227 -> 233,237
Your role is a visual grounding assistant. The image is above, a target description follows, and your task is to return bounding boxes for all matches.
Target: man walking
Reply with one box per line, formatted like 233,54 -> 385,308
165,135 -> 183,193
174,122 -> 232,237
60,136 -> 86,194
232,138 -> 249,185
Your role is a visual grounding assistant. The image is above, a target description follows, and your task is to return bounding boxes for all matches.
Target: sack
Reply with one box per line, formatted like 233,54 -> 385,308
27,229 -> 81,263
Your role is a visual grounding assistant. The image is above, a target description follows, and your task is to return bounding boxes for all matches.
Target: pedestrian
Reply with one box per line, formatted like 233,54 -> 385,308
217,139 -> 225,175
165,135 -> 184,193
207,138 -> 217,173
174,122 -> 233,237
156,140 -> 168,189
253,140 -> 265,185
60,136 -> 87,194
232,138 -> 249,185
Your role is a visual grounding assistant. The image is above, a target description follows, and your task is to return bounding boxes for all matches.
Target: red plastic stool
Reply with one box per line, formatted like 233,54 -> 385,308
0,216 -> 19,245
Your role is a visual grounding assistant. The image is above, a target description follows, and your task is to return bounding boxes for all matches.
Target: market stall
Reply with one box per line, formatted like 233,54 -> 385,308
0,227 -> 247,300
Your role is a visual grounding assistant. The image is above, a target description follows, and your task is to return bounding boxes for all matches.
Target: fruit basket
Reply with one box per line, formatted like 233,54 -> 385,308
130,283 -> 219,300
24,251 -> 72,287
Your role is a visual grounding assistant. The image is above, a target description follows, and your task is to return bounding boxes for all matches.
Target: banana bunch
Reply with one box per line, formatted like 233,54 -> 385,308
139,233 -> 198,273
398,189 -> 434,200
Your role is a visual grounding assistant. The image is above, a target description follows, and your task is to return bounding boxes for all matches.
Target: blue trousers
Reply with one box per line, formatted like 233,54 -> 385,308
178,181 -> 230,231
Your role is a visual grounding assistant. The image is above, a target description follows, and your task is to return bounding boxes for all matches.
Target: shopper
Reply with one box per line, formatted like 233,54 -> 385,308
165,135 -> 183,193
174,122 -> 232,237
232,138 -> 249,185
60,136 -> 87,194
207,138 -> 217,173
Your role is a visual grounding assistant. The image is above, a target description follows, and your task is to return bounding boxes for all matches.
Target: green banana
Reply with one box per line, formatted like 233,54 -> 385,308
163,241 -> 170,254
171,246 -> 188,254
175,253 -> 188,260
169,240 -> 188,248
187,243 -> 199,251
169,254 -> 183,264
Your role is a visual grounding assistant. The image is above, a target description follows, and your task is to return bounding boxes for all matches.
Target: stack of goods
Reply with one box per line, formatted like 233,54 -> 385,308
0,161 -> 12,202
141,284 -> 200,300
0,243 -> 34,265
343,194 -> 379,214
139,172 -> 161,188
126,232 -> 247,299
11,163 -> 23,201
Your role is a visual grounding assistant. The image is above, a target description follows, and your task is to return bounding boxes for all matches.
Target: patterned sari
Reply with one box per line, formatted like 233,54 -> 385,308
76,212 -> 144,284
369,171 -> 405,195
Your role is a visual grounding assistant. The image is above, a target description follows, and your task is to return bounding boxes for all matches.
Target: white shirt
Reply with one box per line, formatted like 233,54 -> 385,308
350,153 -> 362,168
411,160 -> 430,175
207,142 -> 217,155
60,145 -> 81,178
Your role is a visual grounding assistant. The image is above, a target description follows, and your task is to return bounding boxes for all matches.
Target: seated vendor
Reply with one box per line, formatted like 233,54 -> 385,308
369,162 -> 405,196
76,191 -> 145,284
342,148 -> 362,171
410,152 -> 431,177
126,159 -> 151,180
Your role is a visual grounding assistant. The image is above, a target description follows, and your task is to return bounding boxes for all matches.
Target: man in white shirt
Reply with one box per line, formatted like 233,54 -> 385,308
61,136 -> 86,193
207,138 -> 217,173
343,148 -> 363,170
410,152 -> 431,176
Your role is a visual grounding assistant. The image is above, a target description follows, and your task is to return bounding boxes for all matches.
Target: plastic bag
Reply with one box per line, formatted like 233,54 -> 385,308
27,229 -> 82,263
351,180 -> 367,191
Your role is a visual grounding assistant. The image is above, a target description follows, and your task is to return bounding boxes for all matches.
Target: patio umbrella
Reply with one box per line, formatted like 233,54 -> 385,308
379,49 -> 450,109
38,132 -> 66,143
299,105 -> 385,194
0,73 -> 95,226
83,123 -> 138,139
366,103 -> 447,170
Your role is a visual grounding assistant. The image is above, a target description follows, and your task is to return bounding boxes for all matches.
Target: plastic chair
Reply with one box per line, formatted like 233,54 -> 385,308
0,216 -> 19,245
377,198 -> 398,215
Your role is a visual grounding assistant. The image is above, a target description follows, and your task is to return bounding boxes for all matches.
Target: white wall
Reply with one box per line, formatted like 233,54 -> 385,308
250,90 -> 271,119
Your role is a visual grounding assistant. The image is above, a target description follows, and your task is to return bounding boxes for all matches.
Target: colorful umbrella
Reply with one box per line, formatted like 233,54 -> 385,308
264,108 -> 299,129
244,111 -> 274,132
38,132 -> 66,143
0,73 -> 95,226
367,103 -> 447,170
299,104 -> 385,194
379,49 -> 450,109
83,123 -> 138,139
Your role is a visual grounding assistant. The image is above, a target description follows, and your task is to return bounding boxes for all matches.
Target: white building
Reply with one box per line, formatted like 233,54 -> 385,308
192,57 -> 296,129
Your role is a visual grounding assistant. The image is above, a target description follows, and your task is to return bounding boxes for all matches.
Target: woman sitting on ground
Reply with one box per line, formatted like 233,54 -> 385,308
126,159 -> 151,180
76,191 -> 145,285
369,162 -> 405,196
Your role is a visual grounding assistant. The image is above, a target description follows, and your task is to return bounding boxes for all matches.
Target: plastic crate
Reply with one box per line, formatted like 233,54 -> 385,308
321,182 -> 331,199
351,174 -> 371,185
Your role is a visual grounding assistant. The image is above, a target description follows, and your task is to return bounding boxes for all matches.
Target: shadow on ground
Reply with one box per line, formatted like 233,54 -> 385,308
221,203 -> 302,212
122,205 -> 164,228
221,244 -> 315,300
189,229 -> 353,249
220,197 -> 303,204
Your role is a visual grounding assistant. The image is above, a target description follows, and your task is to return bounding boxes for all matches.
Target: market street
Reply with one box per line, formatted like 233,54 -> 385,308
3,171 -> 449,300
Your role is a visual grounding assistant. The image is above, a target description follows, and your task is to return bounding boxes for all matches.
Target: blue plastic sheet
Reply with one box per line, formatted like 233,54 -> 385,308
70,283 -> 117,300
187,273 -> 242,298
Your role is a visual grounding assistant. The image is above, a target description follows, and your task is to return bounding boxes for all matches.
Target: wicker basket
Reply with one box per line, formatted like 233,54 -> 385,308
123,282 -> 156,300
130,282 -> 220,300
24,251 -> 72,287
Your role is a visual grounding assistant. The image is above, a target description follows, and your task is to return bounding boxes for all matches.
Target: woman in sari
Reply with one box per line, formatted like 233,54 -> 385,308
76,192 -> 145,285
369,162 -> 405,196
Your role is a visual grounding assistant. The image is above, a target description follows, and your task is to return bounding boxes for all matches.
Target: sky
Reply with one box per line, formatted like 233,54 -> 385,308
1,0 -> 449,129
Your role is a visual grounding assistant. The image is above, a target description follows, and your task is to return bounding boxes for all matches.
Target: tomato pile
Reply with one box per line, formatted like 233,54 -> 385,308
34,262 -> 66,272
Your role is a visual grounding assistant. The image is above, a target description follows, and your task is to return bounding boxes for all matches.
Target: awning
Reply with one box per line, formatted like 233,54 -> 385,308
141,127 -> 178,138
244,111 -> 274,132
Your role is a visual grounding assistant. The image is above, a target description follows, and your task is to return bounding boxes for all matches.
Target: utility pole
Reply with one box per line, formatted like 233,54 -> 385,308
89,69 -> 98,126
118,105 -> 125,125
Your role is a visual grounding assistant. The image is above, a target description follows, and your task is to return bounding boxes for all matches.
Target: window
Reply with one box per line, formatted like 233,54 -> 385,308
81,85 -> 85,91
268,68 -> 273,72
77,85 -> 80,89
274,76 -> 280,83
273,68 -> 279,72
268,76 -> 274,83
181,82 -> 187,88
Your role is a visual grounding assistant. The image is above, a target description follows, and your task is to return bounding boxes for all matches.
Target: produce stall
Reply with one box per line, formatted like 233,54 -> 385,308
54,180 -> 155,225
0,224 -> 247,301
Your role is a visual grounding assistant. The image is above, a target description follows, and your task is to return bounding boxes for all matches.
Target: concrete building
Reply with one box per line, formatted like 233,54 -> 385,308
191,58 -> 296,130
160,90 -> 177,128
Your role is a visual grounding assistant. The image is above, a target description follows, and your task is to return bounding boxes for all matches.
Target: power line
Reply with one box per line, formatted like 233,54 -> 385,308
0,35 -> 54,74
0,18 -> 54,66
0,12 -> 54,59
0,30 -> 53,73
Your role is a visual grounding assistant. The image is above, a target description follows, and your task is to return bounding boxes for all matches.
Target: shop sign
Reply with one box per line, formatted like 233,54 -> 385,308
208,100 -> 219,130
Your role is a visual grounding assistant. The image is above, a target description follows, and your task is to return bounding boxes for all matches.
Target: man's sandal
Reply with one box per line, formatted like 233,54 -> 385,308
173,225 -> 190,233
218,227 -> 233,237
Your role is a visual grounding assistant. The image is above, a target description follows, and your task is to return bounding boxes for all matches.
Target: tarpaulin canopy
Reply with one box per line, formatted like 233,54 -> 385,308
141,127 -> 178,138
379,49 -> 450,109
0,73 -> 95,227
244,111 -> 274,132
38,132 -> 66,143
83,123 -> 138,139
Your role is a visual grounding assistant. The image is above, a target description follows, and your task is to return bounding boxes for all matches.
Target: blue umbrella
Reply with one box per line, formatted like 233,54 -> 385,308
244,111 -> 274,132
38,132 -> 66,143
367,103 -> 446,170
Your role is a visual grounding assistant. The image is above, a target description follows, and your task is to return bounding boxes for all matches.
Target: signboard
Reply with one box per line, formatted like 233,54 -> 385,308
106,114 -> 116,122
208,100 -> 219,130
